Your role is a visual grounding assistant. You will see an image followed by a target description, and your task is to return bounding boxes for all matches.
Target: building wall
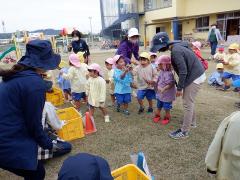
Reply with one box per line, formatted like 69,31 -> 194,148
181,0 -> 240,17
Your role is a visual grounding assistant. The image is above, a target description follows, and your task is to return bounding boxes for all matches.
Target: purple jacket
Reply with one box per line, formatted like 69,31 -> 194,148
116,40 -> 139,64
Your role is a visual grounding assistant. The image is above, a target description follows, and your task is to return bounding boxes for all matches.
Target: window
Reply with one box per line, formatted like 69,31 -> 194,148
196,16 -> 209,32
144,0 -> 172,11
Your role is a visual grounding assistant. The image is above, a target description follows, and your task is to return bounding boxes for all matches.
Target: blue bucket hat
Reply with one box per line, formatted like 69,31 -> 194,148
18,40 -> 61,70
150,32 -> 170,53
58,153 -> 113,180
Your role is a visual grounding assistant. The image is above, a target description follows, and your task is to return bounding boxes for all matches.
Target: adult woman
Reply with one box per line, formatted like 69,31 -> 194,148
69,30 -> 90,64
0,40 -> 61,179
116,28 -> 140,64
207,23 -> 223,59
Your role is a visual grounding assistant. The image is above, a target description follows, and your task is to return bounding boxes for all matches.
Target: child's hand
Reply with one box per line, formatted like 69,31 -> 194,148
176,90 -> 183,97
158,87 -> 165,94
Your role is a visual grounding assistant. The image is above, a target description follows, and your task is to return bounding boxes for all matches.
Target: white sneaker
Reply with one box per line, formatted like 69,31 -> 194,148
104,115 -> 110,122
132,91 -> 137,98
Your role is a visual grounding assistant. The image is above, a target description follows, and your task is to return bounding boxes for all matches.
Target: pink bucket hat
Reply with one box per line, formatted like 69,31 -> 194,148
149,52 -> 157,57
156,55 -> 171,65
69,54 -> 81,67
105,57 -> 115,65
192,41 -> 201,50
88,63 -> 102,76
112,55 -> 124,63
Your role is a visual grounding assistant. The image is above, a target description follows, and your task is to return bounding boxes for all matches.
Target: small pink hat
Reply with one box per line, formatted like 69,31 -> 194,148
88,63 -> 102,75
149,52 -> 157,57
192,41 -> 201,50
69,54 -> 81,67
112,55 -> 123,63
156,55 -> 171,65
105,57 -> 115,65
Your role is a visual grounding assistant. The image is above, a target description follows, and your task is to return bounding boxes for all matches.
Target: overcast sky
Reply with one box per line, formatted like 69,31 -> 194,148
0,0 -> 102,33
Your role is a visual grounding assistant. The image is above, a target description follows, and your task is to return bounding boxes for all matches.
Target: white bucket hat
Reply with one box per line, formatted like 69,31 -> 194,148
128,28 -> 140,38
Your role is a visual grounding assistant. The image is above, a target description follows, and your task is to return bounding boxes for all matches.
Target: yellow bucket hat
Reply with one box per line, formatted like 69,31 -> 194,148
216,63 -> 224,69
77,52 -> 85,63
228,43 -> 239,50
139,52 -> 150,60
59,60 -> 68,68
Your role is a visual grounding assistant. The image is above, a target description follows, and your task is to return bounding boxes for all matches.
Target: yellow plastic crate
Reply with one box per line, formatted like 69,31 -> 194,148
112,164 -> 150,180
56,107 -> 85,141
46,87 -> 64,106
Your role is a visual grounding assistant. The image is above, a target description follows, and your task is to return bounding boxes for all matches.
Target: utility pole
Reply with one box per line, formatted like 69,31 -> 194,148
89,17 -> 94,47
2,20 -> 6,33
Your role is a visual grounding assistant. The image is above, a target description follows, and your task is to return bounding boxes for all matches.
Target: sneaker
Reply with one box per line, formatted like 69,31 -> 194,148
169,129 -> 189,140
153,116 -> 161,123
116,104 -> 121,112
104,115 -> 110,122
191,123 -> 197,128
123,110 -> 130,115
161,117 -> 170,125
147,107 -> 153,113
138,107 -> 144,114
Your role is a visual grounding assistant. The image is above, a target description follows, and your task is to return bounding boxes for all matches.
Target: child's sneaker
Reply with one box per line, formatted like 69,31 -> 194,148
138,107 -> 144,114
153,115 -> 161,123
147,107 -> 153,113
161,117 -> 170,125
104,115 -> 110,123
169,129 -> 189,140
123,110 -> 130,115
116,104 -> 121,112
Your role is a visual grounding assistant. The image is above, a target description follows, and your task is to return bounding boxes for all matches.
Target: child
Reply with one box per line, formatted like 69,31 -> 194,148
62,54 -> 88,111
220,43 -> 240,91
191,41 -> 202,58
149,52 -> 157,68
77,51 -> 85,63
113,55 -> 133,115
133,52 -> 158,114
86,63 -> 110,122
208,63 -> 224,87
153,55 -> 176,125
213,47 -> 225,62
57,60 -> 71,101
105,57 -> 115,106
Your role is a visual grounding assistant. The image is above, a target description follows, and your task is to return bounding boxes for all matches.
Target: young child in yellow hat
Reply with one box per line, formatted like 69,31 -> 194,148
208,63 -> 224,87
132,52 -> 158,114
219,43 -> 240,91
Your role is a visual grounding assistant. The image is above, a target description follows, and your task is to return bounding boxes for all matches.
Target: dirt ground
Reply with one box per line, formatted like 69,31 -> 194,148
0,49 -> 239,180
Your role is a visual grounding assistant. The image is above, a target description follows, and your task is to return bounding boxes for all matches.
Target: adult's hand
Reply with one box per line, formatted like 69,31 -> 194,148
176,90 -> 183,97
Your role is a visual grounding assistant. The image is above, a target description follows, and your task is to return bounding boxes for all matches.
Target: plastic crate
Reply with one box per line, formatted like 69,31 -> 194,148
111,164 -> 150,180
56,107 -> 85,141
46,87 -> 64,106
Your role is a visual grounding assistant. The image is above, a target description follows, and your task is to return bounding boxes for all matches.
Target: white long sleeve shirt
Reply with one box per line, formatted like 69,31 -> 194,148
62,66 -> 88,93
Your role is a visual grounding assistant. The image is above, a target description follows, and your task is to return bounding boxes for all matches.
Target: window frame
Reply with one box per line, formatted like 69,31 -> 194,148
195,16 -> 210,32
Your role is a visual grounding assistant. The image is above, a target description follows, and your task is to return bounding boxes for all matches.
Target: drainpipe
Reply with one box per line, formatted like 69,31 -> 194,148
172,17 -> 179,40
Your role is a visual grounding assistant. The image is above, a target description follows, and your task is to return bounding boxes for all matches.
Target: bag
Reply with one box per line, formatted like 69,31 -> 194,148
195,53 -> 208,70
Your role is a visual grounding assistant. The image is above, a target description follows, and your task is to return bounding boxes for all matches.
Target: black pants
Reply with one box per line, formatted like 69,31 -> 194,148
1,161 -> 45,180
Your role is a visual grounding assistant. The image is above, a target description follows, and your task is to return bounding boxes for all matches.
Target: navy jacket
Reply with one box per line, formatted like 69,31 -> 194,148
72,39 -> 90,56
171,42 -> 205,91
58,153 -> 113,180
0,70 -> 53,170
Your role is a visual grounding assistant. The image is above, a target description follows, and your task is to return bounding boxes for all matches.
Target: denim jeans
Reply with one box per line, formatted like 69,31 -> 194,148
210,41 -> 218,55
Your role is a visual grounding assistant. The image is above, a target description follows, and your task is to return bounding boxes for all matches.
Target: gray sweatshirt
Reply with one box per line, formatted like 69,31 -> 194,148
170,42 -> 205,91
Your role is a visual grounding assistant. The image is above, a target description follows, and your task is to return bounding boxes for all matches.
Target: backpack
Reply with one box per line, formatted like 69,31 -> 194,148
195,53 -> 208,70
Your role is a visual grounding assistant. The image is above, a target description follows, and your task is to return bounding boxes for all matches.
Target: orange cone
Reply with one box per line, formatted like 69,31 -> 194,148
84,112 -> 97,134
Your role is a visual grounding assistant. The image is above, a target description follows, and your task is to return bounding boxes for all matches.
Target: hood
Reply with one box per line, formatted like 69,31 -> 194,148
2,70 -> 41,82
169,41 -> 190,48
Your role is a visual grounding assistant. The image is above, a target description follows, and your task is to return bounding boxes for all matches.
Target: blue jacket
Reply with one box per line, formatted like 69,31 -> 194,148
58,153 -> 113,180
208,71 -> 224,86
57,67 -> 71,90
116,40 -> 139,64
0,70 -> 53,170
113,68 -> 132,94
